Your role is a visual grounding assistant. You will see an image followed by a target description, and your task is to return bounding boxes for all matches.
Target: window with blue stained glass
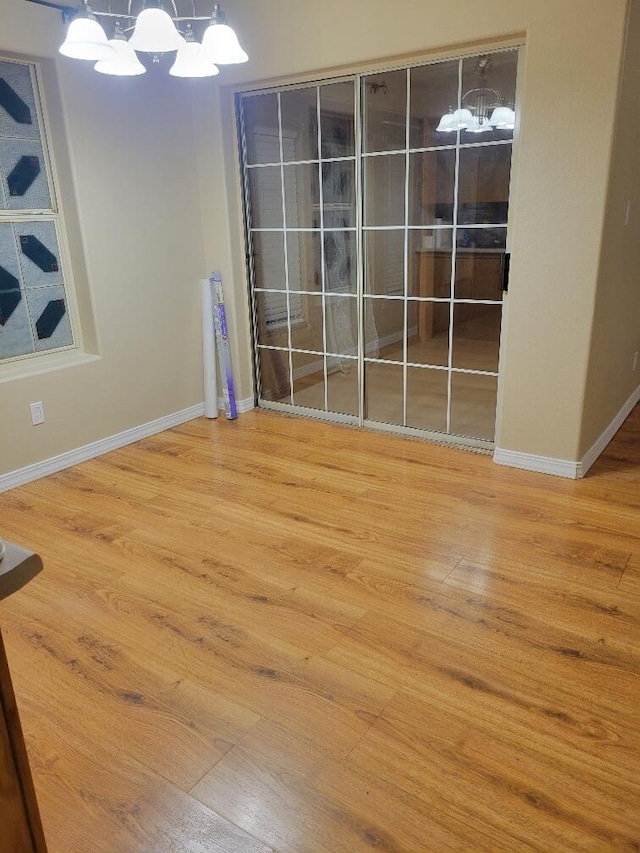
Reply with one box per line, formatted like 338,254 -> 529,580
0,58 -> 74,361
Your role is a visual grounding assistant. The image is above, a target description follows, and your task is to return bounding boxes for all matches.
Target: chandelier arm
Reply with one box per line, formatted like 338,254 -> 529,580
24,0 -> 77,20
462,87 -> 503,102
91,9 -> 207,17
24,0 -> 67,7
461,86 -> 504,112
92,10 -> 136,18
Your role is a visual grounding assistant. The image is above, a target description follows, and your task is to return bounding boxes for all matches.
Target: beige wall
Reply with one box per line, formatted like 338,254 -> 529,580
196,0 -> 629,462
579,0 -> 640,457
0,1 -> 207,476
0,0 -> 633,477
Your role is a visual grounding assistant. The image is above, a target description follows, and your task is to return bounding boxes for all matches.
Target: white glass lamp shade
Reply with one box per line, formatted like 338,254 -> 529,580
95,40 -> 146,76
201,22 -> 248,64
436,112 -> 457,133
489,106 -> 516,129
59,16 -> 115,61
128,8 -> 184,53
467,116 -> 493,134
451,108 -> 475,130
170,43 -> 220,77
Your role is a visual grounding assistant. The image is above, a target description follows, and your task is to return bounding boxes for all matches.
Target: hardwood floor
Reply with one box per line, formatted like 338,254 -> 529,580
0,407 -> 639,852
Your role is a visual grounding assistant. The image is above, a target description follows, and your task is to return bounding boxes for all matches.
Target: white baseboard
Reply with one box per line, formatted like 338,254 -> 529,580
288,327 -> 420,382
0,396 -> 254,493
216,395 -> 255,414
372,326 -> 419,355
492,447 -> 579,479
494,383 -> 640,479
292,359 -> 325,380
577,383 -> 640,477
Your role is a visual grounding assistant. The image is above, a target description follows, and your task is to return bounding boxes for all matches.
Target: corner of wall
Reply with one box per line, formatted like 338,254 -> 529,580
578,0 -> 640,460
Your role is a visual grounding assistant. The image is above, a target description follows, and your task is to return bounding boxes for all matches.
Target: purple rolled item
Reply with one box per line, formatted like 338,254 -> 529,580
210,271 -> 238,420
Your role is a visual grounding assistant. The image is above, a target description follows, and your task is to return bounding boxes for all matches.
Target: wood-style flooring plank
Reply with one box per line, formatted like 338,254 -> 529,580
16,692 -> 273,853
444,552 -> 638,648
192,719 -> 505,853
349,691 -> 639,852
325,612 -> 640,776
1,612 -> 260,792
4,553 -> 392,763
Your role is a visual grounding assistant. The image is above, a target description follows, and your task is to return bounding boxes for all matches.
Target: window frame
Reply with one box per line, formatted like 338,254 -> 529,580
0,54 -> 80,365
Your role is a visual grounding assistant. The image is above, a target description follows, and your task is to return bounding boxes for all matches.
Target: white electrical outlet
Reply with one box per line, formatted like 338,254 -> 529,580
633,352 -> 639,373
29,401 -> 45,425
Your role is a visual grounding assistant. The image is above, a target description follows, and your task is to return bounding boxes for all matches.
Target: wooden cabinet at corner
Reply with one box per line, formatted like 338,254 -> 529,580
415,249 -> 504,341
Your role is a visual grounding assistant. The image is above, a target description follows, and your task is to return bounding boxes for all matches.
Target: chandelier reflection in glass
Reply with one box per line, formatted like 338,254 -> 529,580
437,56 -> 515,134
52,0 -> 248,78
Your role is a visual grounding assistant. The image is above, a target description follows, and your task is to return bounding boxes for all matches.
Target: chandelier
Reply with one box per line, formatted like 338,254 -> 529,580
437,56 -> 515,134
25,0 -> 248,78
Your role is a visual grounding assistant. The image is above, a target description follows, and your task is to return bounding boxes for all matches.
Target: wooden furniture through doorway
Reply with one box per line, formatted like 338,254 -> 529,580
415,248 -> 504,341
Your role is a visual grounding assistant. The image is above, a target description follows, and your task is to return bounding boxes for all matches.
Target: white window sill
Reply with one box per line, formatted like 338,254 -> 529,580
0,350 -> 100,384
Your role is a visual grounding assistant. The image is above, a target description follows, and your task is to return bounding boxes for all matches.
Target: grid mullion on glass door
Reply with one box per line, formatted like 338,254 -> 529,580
316,85 -> 329,413
402,66 -> 411,428
353,75 -> 365,426
238,99 -> 261,404
446,58 -> 464,436
276,92 -> 295,405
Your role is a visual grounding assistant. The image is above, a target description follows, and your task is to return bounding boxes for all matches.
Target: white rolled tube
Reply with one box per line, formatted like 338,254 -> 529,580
201,278 -> 218,418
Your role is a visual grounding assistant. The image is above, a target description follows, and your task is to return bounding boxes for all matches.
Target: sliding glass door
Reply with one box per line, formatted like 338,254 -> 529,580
241,80 -> 360,421
239,48 -> 518,447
